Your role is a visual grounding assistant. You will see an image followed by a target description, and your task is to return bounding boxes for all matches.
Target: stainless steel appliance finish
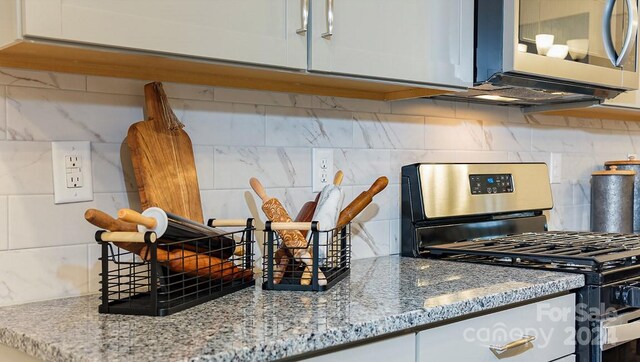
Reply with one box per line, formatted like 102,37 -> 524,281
417,163 -> 553,219
591,170 -> 635,233
401,162 -> 640,362
439,0 -> 639,108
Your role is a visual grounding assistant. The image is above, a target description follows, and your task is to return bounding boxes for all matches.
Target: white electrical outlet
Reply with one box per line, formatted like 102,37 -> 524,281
312,148 -> 334,192
52,141 -> 93,204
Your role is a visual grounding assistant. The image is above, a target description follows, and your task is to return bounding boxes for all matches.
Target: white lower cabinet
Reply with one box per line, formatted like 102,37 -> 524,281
301,333 -> 415,362
416,294 -> 576,362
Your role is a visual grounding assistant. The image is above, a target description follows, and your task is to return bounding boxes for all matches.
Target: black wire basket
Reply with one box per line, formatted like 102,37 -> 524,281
262,221 -> 351,291
97,218 -> 255,316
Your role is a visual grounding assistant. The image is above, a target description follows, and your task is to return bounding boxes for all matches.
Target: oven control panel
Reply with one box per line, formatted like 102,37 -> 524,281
469,174 -> 513,195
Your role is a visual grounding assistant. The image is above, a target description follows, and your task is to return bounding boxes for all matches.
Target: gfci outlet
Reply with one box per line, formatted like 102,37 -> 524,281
52,141 -> 93,204
312,148 -> 334,192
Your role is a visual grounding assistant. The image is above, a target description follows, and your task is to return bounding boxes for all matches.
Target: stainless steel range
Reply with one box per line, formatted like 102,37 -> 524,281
401,163 -> 640,362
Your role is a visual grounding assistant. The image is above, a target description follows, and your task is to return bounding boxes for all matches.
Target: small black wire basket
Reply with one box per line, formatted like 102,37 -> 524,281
97,218 -> 255,316
262,221 -> 351,291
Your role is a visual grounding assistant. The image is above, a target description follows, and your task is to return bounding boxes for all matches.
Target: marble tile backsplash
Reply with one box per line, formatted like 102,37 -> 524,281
0,66 -> 633,306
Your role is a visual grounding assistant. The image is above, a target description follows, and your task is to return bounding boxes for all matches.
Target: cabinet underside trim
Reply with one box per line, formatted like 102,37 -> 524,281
0,41 -> 452,101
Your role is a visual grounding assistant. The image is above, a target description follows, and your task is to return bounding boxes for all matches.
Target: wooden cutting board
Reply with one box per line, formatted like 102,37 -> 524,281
127,82 -> 203,223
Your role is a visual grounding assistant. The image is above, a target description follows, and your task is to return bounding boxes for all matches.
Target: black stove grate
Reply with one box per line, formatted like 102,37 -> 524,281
426,231 -> 640,273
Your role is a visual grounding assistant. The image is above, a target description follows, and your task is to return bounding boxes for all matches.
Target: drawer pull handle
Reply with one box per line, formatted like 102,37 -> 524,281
489,335 -> 535,354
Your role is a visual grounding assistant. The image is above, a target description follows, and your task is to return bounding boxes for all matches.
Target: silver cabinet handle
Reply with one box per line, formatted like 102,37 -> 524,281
489,335 -> 536,354
296,0 -> 309,35
321,0 -> 334,39
603,0 -> 639,67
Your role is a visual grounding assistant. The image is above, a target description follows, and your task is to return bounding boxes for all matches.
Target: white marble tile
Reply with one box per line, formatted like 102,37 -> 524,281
505,107 -> 529,124
389,98 -> 456,118
602,119 -> 640,131
455,151 -> 510,163
455,102 -> 509,123
567,117 -> 603,129
0,68 -> 86,91
87,244 -> 101,295
172,99 -> 265,146
424,117 -> 485,150
0,197 -> 6,250
214,87 -> 312,108
507,151 -> 551,165
530,126 -> 593,153
213,146 -> 311,189
560,205 -> 590,232
8,193 -> 132,249
352,113 -> 424,149
87,76 -> 213,101
389,219 -> 400,255
547,207 -> 565,231
560,154 -> 599,183
0,141 -> 53,195
6,87 -> 143,142
91,142 -> 136,194
334,149 -> 390,186
390,149 -> 458,171
0,245 -> 89,307
483,120 -> 531,151
311,96 -> 391,114
265,107 -> 353,148
193,145 -> 214,190
523,113 -> 570,127
551,183 -> 573,207
0,86 -> 5,140
350,220 -> 390,259
592,129 -> 635,155
573,181 -> 590,206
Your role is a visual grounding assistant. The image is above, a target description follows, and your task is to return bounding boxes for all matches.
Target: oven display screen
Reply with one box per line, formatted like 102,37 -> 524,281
469,174 -> 513,195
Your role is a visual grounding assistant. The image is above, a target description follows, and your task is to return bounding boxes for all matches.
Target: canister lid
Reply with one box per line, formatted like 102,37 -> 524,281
604,155 -> 640,166
592,165 -> 636,176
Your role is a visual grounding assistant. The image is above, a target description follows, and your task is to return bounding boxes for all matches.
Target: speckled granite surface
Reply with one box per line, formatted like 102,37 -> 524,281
0,256 -> 584,362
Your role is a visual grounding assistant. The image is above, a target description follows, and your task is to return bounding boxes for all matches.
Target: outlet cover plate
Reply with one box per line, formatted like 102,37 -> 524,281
312,148 -> 334,192
52,141 -> 93,204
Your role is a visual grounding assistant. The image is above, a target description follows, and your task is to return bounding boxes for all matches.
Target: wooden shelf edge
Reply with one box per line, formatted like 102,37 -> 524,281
540,105 -> 640,122
0,41 -> 451,102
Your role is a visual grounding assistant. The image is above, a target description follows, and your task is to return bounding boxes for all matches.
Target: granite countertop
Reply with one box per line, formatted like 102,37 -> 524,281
0,256 -> 584,362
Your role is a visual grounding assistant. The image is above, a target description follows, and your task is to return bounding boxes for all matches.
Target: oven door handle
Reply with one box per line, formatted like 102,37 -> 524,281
604,319 -> 640,346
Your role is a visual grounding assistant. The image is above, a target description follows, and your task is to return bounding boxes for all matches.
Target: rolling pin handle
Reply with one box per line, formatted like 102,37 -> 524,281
249,177 -> 269,202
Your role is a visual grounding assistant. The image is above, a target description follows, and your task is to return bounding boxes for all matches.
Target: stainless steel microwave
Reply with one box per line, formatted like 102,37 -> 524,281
443,0 -> 640,107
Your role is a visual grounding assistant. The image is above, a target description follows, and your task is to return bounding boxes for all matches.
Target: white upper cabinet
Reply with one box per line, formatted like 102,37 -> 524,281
21,0 -> 307,70
309,0 -> 474,87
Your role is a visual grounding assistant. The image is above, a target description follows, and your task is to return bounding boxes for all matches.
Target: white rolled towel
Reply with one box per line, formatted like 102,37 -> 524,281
309,183 -> 344,262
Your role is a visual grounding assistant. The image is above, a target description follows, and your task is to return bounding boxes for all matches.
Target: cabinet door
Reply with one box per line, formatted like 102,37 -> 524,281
301,334 -> 415,362
21,0 -> 307,70
416,294 -> 575,362
309,0 -> 473,87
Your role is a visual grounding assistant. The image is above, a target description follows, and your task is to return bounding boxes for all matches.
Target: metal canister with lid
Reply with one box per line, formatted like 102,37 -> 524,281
605,156 -> 640,233
591,166 -> 635,234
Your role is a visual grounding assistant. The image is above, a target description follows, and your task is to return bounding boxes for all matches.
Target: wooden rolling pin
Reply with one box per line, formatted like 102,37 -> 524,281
337,176 -> 389,228
250,177 -> 327,286
86,208 -> 252,281
85,209 -> 144,254
140,245 -> 253,282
